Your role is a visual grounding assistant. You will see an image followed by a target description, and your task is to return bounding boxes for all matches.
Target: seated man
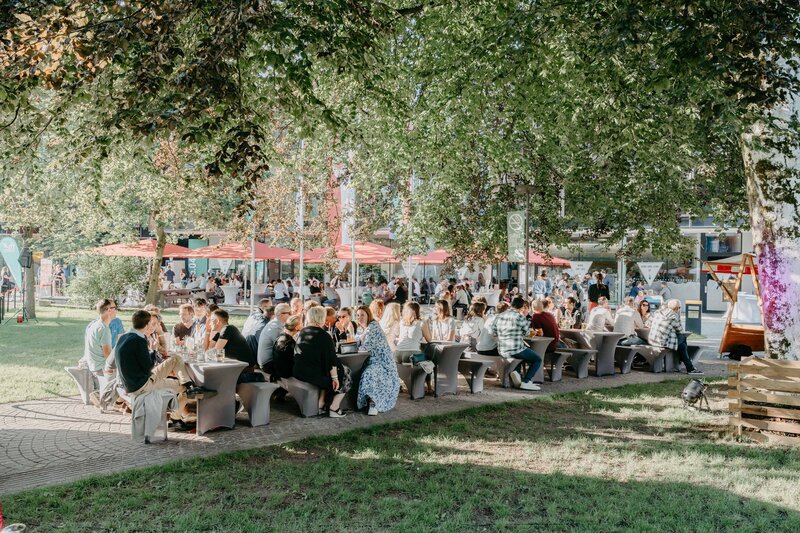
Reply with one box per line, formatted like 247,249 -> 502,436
80,299 -> 115,408
242,298 -> 273,338
489,296 -> 542,391
585,296 -> 614,332
116,311 -> 214,427
530,298 -> 561,353
209,309 -> 257,368
649,299 -> 703,375
614,296 -> 645,344
257,303 -> 292,375
172,303 -> 195,345
322,283 -> 340,307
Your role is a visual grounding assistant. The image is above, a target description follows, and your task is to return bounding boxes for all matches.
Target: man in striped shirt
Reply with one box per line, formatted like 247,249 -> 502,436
489,296 -> 543,391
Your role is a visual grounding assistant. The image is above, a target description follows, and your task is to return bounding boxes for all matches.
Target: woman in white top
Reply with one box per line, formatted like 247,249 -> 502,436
476,301 -> 509,356
458,301 -> 486,349
394,301 -> 432,363
380,302 -> 402,351
430,299 -> 456,341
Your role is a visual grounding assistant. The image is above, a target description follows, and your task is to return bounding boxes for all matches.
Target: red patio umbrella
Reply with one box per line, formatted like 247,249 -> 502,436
87,239 -> 192,258
184,241 -> 296,261
289,241 -> 396,264
505,251 -> 571,267
408,249 -> 450,264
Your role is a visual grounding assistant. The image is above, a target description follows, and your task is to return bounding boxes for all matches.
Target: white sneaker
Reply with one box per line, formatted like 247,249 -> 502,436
509,370 -> 522,388
519,381 -> 541,391
367,405 -> 378,416
329,408 -> 346,418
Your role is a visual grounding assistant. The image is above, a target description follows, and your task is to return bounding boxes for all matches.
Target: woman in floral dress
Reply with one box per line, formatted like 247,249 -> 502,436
354,305 -> 401,416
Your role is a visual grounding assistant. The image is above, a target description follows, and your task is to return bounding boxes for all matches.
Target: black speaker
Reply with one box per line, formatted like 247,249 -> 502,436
19,249 -> 33,268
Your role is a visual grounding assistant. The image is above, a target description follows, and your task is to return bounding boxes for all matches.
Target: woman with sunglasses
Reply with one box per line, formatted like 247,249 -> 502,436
638,300 -> 653,327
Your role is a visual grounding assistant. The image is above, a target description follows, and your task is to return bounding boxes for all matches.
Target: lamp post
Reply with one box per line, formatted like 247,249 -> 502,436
516,184 -> 538,299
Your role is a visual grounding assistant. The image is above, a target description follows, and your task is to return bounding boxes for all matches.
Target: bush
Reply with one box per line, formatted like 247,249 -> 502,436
65,255 -> 148,307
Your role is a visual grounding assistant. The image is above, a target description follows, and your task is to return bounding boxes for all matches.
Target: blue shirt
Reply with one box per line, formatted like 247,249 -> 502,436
109,317 -> 125,348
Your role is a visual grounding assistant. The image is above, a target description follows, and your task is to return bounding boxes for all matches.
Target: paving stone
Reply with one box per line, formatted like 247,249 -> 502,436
0,357 -> 728,495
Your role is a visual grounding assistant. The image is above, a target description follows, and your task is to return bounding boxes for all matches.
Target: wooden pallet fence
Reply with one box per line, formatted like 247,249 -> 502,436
729,357 -> 800,445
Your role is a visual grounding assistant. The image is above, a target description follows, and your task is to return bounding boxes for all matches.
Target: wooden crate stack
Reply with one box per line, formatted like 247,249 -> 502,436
729,357 -> 800,445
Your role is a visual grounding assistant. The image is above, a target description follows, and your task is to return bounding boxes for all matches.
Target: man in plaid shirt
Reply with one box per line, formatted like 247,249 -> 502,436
649,299 -> 702,375
489,296 -> 543,391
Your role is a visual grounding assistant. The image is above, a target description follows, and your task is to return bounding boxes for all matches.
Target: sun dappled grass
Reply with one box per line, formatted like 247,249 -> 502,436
4,380 -> 800,532
0,306 -> 245,403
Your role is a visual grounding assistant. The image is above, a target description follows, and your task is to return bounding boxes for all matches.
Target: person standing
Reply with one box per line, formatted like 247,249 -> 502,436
587,272 -> 610,312
489,297 -> 542,391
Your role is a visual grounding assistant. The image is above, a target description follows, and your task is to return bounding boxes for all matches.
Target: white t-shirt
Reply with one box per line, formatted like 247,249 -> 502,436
396,321 -> 424,352
476,315 -> 498,351
273,282 -> 286,299
586,307 -> 614,332
614,306 -> 644,337
431,317 -> 455,341
459,316 -> 485,344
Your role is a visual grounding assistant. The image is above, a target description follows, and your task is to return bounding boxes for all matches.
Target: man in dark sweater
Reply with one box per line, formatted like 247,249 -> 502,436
530,298 -> 561,353
209,309 -> 256,367
117,311 -> 214,422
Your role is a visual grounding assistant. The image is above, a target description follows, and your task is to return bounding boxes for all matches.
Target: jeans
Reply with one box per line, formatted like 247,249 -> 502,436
677,339 -> 696,372
511,347 -> 543,383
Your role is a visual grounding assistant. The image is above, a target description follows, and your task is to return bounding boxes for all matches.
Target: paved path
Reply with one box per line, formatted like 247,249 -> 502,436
0,354 -> 728,496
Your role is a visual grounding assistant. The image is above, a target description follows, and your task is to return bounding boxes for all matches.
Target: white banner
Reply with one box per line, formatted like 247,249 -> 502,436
218,259 -> 233,274
400,261 -> 419,279
637,261 -> 663,286
566,260 -> 593,278
457,266 -> 469,279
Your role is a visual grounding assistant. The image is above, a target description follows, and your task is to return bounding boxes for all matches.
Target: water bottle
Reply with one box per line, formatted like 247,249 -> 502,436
196,344 -> 205,363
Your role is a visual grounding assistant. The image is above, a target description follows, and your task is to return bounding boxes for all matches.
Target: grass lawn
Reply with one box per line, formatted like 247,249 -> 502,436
0,305 -> 246,404
4,380 -> 800,531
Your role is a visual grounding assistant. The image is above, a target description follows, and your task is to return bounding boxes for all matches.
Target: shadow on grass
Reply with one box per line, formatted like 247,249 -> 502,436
4,445 -> 799,532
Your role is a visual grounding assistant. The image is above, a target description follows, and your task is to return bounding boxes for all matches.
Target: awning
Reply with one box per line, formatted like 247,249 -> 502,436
87,239 -> 192,258
184,242 -> 296,261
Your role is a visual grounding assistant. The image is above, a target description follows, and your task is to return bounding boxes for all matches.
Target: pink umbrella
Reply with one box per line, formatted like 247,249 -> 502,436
87,239 -> 192,258
184,242 -> 296,260
409,249 -> 450,264
505,251 -> 571,267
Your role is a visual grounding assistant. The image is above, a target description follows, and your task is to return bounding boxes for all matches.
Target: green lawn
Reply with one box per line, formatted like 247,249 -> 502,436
0,305 -> 246,404
4,381 -> 800,532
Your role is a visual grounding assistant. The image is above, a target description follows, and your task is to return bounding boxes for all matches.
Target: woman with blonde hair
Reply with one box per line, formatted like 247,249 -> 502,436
394,301 -> 432,363
430,299 -> 456,341
369,299 -> 385,321
379,302 -> 402,351
294,306 -> 350,417
458,301 -> 486,349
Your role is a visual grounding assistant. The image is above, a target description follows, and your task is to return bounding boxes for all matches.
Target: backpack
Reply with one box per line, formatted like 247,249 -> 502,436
728,344 -> 753,361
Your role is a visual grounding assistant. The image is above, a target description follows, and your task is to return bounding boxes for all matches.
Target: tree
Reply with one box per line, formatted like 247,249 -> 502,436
313,1 -> 800,357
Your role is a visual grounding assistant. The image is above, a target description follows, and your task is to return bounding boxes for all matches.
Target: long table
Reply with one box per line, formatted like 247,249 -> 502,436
186,359 -> 247,435
559,329 -> 625,376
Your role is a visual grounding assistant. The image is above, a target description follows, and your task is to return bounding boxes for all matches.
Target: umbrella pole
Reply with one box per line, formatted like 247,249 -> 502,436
351,241 -> 357,308
249,229 -> 256,314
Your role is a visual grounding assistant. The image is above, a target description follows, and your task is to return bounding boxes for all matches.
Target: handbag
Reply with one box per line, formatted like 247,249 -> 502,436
409,353 -> 427,365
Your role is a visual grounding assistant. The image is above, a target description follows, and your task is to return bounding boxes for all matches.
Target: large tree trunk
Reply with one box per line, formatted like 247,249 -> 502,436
145,224 -> 166,305
22,226 -> 35,319
741,92 -> 800,360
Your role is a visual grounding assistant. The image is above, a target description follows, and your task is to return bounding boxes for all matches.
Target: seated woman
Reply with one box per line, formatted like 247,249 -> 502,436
394,301 -> 432,363
476,301 -> 509,356
458,301 -> 486,349
273,315 -> 302,381
369,299 -> 385,322
333,307 -> 357,343
354,306 -> 401,416
430,299 -> 456,341
293,306 -> 350,417
379,302 -> 402,351
638,299 -> 653,327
